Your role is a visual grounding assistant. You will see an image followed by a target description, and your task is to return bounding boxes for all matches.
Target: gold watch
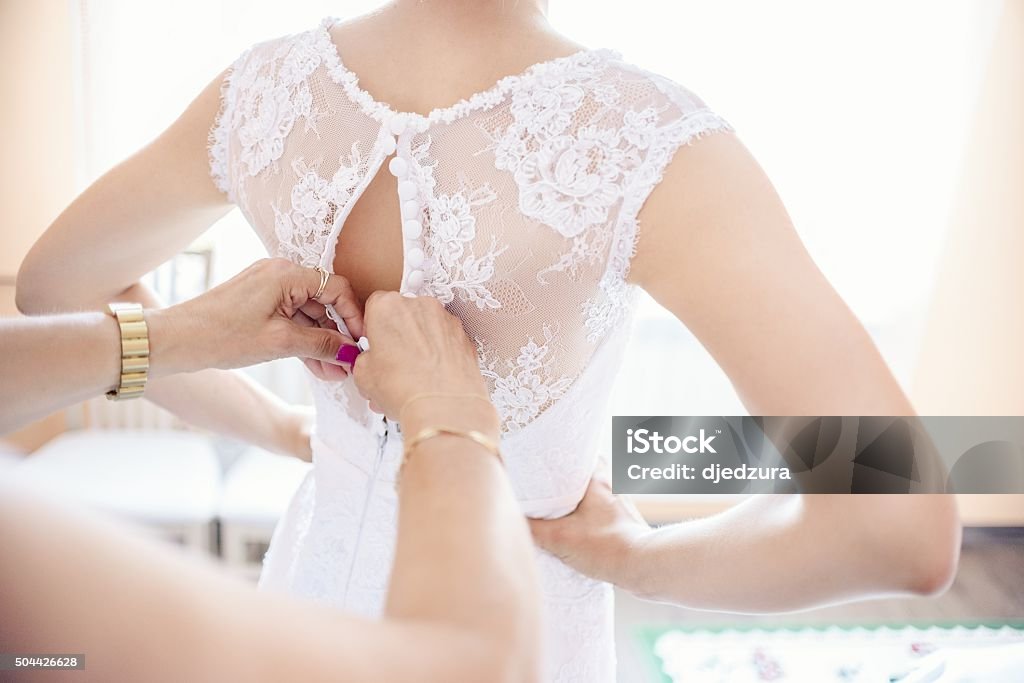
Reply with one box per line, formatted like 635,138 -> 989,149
106,302 -> 149,400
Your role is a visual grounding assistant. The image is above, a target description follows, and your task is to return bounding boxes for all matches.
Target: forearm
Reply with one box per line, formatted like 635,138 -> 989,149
619,493 -> 959,612
1,310 -> 307,460
0,486 -> 223,682
15,73 -> 230,314
0,485 -> 515,683
0,313 -> 121,433
139,285 -> 310,457
385,406 -> 539,681
0,409 -> 536,681
144,364 -> 309,459
78,282 -> 307,457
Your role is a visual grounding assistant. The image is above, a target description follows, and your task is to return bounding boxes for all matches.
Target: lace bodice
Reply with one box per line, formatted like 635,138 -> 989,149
209,16 -> 731,437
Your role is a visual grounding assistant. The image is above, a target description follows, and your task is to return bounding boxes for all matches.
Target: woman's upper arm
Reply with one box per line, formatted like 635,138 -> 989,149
16,68 -> 234,312
628,132 -> 915,415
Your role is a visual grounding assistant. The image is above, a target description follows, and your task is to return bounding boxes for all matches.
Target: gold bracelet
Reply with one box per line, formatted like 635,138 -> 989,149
398,425 -> 503,487
105,302 -> 149,401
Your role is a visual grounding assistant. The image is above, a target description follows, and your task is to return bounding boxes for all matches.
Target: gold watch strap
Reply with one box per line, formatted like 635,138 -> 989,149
106,302 -> 149,401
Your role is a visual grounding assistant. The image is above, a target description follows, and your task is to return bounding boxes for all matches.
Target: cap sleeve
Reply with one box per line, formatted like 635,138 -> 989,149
614,73 -> 733,282
207,46 -> 256,202
584,70 -> 732,342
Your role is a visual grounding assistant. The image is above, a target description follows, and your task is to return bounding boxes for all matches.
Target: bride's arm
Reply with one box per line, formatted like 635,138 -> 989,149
16,72 -> 230,309
629,133 -> 919,417
15,72 -> 310,458
16,69 -> 230,307
533,132 -> 960,611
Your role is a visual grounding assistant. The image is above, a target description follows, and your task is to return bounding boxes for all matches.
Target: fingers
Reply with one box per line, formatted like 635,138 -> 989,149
527,516 -> 566,554
302,357 -> 350,382
298,299 -> 331,328
361,289 -> 407,329
360,289 -> 388,338
354,290 -> 491,419
268,260 -> 363,338
350,342 -> 373,401
290,303 -> 356,365
289,308 -> 349,344
289,323 -> 351,364
316,271 -> 364,339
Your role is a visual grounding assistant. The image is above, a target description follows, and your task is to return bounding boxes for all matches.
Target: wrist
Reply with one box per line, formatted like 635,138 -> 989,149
276,407 -> 313,461
400,396 -> 500,441
145,305 -> 205,377
93,311 -> 124,394
580,520 -> 655,595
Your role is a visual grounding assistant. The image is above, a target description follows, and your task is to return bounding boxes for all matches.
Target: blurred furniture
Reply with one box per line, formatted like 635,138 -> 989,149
218,447 -> 311,578
12,430 -> 222,552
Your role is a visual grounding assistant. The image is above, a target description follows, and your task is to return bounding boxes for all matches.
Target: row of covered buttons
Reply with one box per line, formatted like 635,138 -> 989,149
383,114 -> 426,294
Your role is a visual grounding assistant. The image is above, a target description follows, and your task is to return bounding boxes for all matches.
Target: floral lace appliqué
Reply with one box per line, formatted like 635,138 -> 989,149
515,125 -> 628,239
233,39 -> 325,180
273,144 -> 363,267
419,155 -> 506,310
489,63 -> 670,285
581,106 -> 734,342
480,326 -> 573,431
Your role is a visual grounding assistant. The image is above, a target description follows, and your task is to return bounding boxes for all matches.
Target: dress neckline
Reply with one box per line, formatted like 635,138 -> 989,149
315,16 -> 620,129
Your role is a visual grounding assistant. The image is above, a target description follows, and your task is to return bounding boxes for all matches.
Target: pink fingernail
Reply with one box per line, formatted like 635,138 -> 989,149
336,344 -> 360,366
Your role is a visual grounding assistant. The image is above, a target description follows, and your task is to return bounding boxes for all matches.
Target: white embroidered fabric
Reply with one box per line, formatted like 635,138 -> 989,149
209,17 -> 732,682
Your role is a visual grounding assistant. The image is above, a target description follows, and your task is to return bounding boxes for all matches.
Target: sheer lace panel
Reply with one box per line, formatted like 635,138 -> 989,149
208,18 -> 733,432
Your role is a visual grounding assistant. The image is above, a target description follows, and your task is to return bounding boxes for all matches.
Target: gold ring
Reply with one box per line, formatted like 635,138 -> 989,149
313,266 -> 330,300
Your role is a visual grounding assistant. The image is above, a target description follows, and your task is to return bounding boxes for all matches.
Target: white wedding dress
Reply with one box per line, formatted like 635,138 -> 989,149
209,17 -> 731,681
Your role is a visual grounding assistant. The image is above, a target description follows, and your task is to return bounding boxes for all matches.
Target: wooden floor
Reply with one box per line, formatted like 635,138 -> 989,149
614,527 -> 1024,681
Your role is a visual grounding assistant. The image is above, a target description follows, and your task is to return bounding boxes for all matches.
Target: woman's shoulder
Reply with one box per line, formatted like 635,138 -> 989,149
221,18 -> 335,82
594,52 -> 725,122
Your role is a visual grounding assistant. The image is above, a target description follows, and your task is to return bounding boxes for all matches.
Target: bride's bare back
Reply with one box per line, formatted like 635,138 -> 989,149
329,9 -> 591,300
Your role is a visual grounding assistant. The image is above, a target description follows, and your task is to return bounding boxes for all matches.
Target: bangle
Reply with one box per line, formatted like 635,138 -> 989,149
105,302 -> 149,401
404,426 -> 501,460
398,425 -> 503,486
398,391 -> 495,424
